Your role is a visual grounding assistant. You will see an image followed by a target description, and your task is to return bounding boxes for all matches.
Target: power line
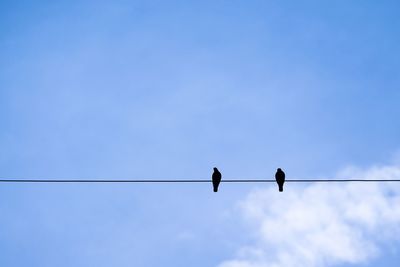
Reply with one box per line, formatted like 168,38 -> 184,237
0,179 -> 400,183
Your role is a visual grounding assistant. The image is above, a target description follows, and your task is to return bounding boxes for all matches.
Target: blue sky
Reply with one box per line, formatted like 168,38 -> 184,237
1,1 -> 400,266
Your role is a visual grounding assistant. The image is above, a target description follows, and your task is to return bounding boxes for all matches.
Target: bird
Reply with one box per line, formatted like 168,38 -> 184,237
212,167 -> 222,192
275,168 -> 285,192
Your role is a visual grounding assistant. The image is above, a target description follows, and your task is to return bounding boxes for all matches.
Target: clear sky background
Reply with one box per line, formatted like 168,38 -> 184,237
1,1 -> 400,267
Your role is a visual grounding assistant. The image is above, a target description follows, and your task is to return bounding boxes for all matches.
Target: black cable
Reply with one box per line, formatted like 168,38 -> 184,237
0,179 -> 400,183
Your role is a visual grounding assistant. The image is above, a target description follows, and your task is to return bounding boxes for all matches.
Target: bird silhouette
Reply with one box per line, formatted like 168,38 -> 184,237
275,168 -> 285,192
212,167 -> 222,192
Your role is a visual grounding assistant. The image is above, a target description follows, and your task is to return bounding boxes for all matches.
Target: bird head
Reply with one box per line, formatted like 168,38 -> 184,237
277,168 -> 282,171
213,167 -> 218,171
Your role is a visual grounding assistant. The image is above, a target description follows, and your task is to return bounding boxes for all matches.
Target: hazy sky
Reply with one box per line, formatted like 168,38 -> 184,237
1,1 -> 400,267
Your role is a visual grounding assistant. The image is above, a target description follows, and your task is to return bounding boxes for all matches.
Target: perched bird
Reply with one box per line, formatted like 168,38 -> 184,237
275,168 -> 285,192
212,167 -> 222,192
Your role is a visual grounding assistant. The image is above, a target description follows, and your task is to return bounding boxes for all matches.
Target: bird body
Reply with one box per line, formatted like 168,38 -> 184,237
212,167 -> 222,192
275,168 -> 285,192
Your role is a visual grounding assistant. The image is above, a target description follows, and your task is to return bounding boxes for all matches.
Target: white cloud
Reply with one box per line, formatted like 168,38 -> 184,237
219,165 -> 400,267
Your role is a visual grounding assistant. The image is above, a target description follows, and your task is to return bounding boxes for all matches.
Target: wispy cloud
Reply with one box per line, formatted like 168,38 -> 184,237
219,165 -> 400,267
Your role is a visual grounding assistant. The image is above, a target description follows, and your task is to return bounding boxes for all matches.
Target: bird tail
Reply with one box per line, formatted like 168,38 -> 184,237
279,185 -> 283,192
213,186 -> 218,192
